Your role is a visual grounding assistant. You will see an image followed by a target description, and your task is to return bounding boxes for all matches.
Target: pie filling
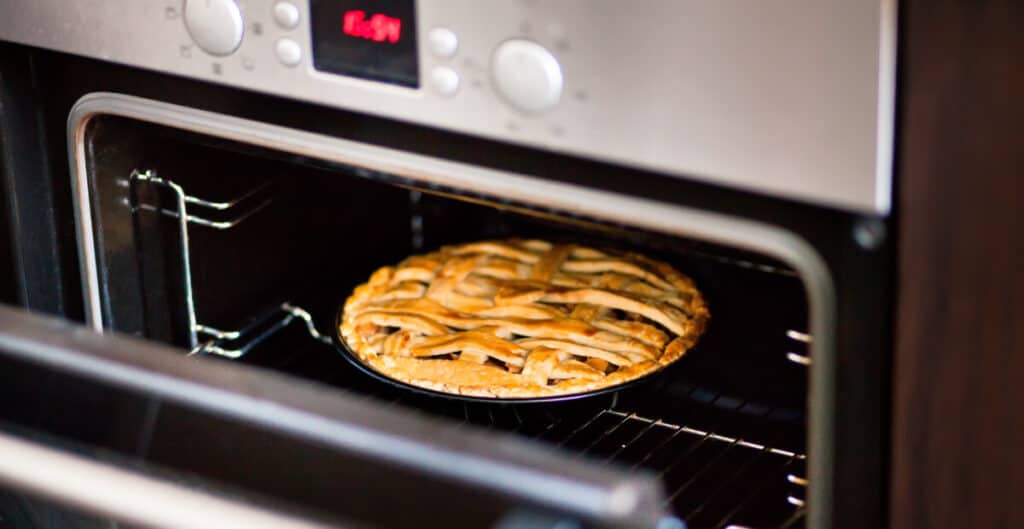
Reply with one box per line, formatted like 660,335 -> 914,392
339,239 -> 709,398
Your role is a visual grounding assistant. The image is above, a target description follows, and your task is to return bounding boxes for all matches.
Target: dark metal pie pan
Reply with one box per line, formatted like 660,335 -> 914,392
332,305 -> 662,404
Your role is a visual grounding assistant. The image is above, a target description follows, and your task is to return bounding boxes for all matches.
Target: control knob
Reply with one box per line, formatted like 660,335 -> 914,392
183,0 -> 244,56
491,39 -> 563,113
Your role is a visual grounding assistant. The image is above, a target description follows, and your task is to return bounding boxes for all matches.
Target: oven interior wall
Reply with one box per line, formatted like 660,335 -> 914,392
85,116 -> 811,528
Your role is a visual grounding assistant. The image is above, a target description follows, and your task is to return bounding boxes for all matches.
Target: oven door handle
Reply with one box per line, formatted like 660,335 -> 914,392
0,429 -> 347,529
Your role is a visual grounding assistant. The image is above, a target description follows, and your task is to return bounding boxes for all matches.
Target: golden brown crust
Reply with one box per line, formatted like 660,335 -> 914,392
339,239 -> 709,398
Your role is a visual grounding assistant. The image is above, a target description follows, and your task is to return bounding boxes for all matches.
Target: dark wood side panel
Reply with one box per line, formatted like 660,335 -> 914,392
892,1 -> 1024,528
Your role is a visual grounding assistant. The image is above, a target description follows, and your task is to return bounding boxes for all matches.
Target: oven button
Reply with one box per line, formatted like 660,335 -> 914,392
430,66 -> 460,97
272,1 -> 300,30
427,27 -> 458,59
491,39 -> 563,113
275,38 -> 302,67
183,0 -> 244,57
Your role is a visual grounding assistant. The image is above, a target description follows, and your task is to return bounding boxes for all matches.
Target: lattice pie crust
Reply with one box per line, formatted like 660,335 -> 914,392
340,239 -> 709,398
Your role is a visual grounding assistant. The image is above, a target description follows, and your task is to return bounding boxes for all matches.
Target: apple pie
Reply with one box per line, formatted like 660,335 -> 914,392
339,239 -> 709,398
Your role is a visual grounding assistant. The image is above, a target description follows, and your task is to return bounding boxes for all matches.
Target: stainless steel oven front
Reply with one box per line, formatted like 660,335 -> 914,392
0,2 -> 895,529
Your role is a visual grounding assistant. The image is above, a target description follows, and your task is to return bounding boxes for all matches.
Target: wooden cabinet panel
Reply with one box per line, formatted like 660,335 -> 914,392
892,1 -> 1024,528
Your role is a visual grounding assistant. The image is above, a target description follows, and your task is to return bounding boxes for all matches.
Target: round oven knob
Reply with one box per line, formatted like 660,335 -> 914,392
184,0 -> 244,56
491,39 -> 563,113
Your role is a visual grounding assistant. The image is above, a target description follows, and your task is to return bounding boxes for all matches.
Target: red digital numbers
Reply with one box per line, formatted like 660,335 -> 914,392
342,10 -> 402,43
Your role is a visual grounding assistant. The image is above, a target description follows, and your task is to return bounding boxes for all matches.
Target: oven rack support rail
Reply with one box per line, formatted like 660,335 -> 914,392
785,330 -> 811,366
781,328 -> 810,512
188,303 -> 331,359
124,169 -> 322,353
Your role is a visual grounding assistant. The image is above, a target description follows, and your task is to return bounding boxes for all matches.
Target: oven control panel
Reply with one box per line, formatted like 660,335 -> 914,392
0,0 -> 895,214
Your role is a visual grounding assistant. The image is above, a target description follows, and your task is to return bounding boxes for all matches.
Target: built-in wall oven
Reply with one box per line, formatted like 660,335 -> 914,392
0,2 -> 895,529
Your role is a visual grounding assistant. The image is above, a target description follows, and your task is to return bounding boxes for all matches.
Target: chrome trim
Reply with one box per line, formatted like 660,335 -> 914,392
68,106 -> 103,331
68,92 -> 838,529
875,0 -> 899,212
0,430 -> 337,529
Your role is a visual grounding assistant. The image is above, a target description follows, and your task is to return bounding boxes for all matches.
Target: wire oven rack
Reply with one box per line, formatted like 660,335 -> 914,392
127,168 -> 810,529
232,320 -> 810,529
127,169 -> 355,363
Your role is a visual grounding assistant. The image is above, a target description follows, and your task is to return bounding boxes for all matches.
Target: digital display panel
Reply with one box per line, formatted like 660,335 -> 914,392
310,0 -> 419,88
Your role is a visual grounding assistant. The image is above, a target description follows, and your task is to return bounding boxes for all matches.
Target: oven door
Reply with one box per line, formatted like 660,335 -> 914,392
0,305 -> 669,529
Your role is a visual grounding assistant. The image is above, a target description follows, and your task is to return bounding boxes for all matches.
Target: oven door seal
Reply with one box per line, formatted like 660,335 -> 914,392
67,92 -> 838,529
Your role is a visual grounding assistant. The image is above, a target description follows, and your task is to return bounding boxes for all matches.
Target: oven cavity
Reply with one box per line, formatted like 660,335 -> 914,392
80,115 -> 812,529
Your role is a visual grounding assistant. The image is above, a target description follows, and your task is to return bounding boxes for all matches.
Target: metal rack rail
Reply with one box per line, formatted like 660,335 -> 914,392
785,330 -> 812,366
127,169 -> 327,355
189,303 -> 331,358
781,329 -> 810,521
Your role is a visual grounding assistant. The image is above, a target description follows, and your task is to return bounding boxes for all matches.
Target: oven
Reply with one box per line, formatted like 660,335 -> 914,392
0,2 -> 895,529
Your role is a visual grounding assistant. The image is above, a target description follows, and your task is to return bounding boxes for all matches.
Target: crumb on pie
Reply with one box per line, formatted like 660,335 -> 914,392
339,239 -> 709,398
